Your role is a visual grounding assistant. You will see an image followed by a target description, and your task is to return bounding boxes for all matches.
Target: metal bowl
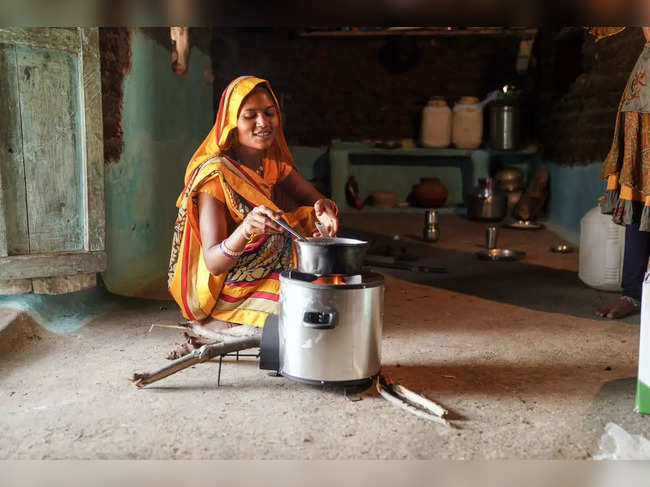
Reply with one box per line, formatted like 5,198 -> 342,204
550,244 -> 575,254
475,248 -> 526,262
503,220 -> 544,230
495,167 -> 524,183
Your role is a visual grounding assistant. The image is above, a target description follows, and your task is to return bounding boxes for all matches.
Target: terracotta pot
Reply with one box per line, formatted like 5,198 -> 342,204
372,190 -> 397,208
412,177 -> 448,208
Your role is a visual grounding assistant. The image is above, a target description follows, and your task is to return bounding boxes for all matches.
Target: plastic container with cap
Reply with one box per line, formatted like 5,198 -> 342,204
420,97 -> 452,148
578,205 -> 625,291
452,96 -> 483,149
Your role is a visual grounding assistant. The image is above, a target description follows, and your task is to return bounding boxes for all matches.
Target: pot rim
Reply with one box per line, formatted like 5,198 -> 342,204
297,237 -> 368,247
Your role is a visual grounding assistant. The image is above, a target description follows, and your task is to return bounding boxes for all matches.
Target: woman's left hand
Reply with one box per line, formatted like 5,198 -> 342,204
313,199 -> 339,237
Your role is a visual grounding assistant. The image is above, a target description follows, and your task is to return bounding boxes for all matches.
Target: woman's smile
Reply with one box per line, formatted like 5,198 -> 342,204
253,128 -> 273,139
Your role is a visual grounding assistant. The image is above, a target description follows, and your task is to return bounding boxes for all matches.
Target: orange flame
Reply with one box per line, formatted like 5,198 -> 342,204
312,275 -> 345,285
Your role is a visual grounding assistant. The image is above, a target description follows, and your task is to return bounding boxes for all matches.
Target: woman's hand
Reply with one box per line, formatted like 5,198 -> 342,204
313,199 -> 339,237
242,205 -> 284,237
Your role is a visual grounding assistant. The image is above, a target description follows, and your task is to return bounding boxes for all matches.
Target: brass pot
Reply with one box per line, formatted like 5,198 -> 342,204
495,167 -> 524,192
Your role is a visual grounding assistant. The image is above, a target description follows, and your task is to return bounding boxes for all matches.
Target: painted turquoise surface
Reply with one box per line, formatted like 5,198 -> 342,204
0,287 -> 121,334
544,162 -> 606,244
289,145 -> 327,181
102,29 -> 213,298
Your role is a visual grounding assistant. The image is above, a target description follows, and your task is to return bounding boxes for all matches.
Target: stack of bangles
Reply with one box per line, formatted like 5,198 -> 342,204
219,239 -> 244,259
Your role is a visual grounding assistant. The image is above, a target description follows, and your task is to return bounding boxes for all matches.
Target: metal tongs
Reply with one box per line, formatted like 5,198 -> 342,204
270,216 -> 308,241
377,375 -> 453,427
271,217 -> 332,240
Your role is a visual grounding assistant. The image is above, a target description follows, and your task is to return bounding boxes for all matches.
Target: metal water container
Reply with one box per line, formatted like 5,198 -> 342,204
466,177 -> 507,221
489,102 -> 520,150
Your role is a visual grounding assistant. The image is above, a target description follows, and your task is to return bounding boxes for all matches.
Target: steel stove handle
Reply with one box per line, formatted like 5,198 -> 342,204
302,310 -> 338,330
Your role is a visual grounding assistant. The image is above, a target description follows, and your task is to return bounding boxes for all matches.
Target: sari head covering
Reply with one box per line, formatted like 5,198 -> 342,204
168,76 -> 316,326
181,75 -> 295,190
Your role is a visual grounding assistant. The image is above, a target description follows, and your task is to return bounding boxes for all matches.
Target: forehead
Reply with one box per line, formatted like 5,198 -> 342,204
240,88 -> 274,111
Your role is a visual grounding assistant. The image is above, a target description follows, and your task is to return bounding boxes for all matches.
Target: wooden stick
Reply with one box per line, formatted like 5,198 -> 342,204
389,383 -> 448,418
147,323 -> 190,333
131,335 -> 260,388
377,379 -> 453,428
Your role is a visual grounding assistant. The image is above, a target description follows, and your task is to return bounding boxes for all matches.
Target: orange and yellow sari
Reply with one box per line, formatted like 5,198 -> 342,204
167,76 -> 316,327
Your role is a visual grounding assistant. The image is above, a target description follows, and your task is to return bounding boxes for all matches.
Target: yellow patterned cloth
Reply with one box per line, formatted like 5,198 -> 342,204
600,38 -> 650,231
586,27 -> 626,42
167,76 -> 316,326
601,98 -> 650,230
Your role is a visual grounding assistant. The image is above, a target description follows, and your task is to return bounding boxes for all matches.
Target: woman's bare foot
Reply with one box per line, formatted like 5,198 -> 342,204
200,317 -> 241,332
595,297 -> 640,319
198,317 -> 261,337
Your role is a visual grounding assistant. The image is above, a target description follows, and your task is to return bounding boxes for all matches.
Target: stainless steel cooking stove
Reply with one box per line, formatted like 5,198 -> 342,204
260,270 -> 384,390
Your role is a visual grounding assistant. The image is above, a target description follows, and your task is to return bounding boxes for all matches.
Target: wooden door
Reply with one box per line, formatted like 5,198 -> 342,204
0,28 -> 105,294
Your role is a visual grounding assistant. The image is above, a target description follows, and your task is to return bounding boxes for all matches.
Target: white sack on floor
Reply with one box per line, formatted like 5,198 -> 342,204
593,422 -> 650,460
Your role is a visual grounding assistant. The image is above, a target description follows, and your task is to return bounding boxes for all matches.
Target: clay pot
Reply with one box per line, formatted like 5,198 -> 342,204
412,177 -> 448,208
372,190 -> 397,208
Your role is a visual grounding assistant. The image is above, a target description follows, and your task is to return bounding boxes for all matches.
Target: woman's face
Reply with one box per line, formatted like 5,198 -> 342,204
236,87 -> 279,151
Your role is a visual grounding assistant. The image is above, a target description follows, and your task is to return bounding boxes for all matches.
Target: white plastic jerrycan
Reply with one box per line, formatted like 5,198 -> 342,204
579,205 -> 625,291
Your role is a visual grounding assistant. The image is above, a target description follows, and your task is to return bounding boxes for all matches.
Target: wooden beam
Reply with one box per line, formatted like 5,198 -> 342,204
32,273 -> 97,294
0,251 -> 106,280
0,278 -> 32,295
0,28 -> 80,55
0,155 -> 8,258
79,28 -> 106,252
18,45 -> 85,253
0,43 -> 30,256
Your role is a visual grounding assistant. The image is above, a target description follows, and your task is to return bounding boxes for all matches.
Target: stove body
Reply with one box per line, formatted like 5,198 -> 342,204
266,270 -> 384,387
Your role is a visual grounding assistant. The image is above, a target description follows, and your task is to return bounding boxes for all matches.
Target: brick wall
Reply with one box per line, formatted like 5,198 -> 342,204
538,27 -> 645,165
99,28 -> 131,164
211,29 -> 521,146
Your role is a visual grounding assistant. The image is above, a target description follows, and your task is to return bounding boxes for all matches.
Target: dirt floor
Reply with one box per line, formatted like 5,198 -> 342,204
1,213 -> 649,459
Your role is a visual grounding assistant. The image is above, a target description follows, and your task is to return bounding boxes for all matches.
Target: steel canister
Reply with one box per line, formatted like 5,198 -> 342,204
423,209 -> 439,242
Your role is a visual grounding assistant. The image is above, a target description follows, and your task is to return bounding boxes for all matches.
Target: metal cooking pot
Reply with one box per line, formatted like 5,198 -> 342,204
296,237 -> 369,276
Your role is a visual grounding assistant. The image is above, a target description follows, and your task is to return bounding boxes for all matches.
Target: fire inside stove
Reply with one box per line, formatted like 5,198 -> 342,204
311,274 -> 362,285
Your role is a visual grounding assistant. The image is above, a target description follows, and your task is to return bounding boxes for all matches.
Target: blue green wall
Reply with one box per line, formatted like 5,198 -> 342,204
544,162 -> 606,244
102,29 -> 213,299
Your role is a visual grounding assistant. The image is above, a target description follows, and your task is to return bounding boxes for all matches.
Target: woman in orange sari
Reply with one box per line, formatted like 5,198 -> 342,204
167,76 -> 338,332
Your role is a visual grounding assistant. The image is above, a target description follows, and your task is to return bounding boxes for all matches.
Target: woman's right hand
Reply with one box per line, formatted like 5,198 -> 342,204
242,205 -> 285,237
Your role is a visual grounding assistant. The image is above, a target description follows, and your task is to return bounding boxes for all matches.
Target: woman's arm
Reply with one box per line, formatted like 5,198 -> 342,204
643,27 -> 650,42
198,192 -> 283,275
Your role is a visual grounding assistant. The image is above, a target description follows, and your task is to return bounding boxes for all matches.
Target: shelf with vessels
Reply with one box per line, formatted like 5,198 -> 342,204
329,141 -> 539,212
